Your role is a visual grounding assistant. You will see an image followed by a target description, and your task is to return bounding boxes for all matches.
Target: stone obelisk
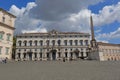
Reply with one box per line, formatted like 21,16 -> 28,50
90,15 -> 98,51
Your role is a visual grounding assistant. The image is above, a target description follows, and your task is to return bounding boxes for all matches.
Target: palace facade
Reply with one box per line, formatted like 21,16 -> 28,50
98,42 -> 120,61
16,30 -> 90,61
0,8 -> 16,59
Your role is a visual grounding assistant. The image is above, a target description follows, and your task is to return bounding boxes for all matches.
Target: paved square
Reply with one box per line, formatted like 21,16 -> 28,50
0,61 -> 120,80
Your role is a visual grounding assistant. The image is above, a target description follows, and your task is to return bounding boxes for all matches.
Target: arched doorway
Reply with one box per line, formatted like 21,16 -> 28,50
18,53 -> 21,60
51,50 -> 57,60
47,53 -> 50,60
28,52 -> 32,60
23,53 -> 26,60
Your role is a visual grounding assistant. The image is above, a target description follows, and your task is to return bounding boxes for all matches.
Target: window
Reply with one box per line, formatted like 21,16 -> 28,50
52,40 -> 55,46
29,40 -> 32,46
24,41 -> 27,46
7,34 -> 11,41
80,40 -> 83,46
18,41 -> 22,46
6,47 -> 9,55
75,40 -> 78,46
85,40 -> 88,46
69,40 -> 73,46
40,40 -> 43,46
46,40 -> 49,46
58,40 -> 61,46
0,33 -> 3,40
64,40 -> 67,46
0,47 -> 2,55
75,35 -> 77,37
2,16 -> 5,22
35,49 -> 37,51
34,40 -> 37,46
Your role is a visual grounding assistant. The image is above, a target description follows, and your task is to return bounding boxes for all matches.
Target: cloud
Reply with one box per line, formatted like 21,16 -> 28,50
9,2 -> 41,34
97,40 -> 109,43
29,0 -> 103,21
9,0 -> 120,37
96,27 -> 120,40
93,2 -> 120,26
22,27 -> 47,33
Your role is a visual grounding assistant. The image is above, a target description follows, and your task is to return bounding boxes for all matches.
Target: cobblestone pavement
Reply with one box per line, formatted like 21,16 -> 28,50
0,60 -> 120,80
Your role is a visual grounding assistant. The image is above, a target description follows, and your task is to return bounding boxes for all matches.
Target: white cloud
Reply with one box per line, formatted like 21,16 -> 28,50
93,2 -> 120,26
96,27 -> 120,40
30,0 -> 103,21
9,0 -> 120,38
97,40 -> 109,43
22,27 -> 47,33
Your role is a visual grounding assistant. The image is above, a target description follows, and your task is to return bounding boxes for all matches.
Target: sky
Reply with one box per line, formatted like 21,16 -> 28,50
0,0 -> 120,44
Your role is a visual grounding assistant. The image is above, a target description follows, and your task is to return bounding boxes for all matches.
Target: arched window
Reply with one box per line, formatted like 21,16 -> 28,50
29,40 -> 32,46
85,40 -> 88,46
40,40 -> 43,46
80,40 -> 83,46
23,40 -> 27,46
69,40 -> 72,46
75,40 -> 78,46
46,40 -> 49,46
52,40 -> 55,46
34,40 -> 38,46
58,40 -> 61,46
64,40 -> 67,46
18,40 -> 22,46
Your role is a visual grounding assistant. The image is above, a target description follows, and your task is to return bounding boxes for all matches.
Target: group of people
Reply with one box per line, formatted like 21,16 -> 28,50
0,57 -> 8,63
63,57 -> 73,62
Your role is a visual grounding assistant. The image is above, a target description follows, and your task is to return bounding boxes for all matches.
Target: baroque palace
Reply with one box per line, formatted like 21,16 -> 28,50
0,8 -> 16,59
16,16 -> 120,61
16,30 -> 90,61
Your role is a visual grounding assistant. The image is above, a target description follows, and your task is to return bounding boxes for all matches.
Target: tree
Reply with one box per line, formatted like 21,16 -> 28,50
12,36 -> 16,59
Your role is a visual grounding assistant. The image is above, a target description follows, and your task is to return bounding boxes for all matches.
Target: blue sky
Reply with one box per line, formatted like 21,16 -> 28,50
0,0 -> 35,10
0,0 -> 120,44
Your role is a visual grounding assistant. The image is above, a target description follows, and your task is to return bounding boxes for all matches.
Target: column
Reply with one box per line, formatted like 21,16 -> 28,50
26,53 -> 29,61
20,53 -> 24,61
42,50 -> 47,60
37,53 -> 40,60
60,48 -> 64,60
15,53 -> 18,61
56,52 -> 58,60
50,52 -> 52,60
68,51 -> 70,61
83,48 -> 87,57
32,53 -> 35,61
73,53 -> 76,60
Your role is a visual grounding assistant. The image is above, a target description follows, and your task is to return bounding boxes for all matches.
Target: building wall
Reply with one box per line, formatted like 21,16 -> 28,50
0,9 -> 16,59
16,30 -> 90,61
98,43 -> 120,61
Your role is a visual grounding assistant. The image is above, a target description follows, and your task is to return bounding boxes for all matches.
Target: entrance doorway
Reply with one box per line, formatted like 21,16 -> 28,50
75,52 -> 79,58
28,52 -> 32,60
51,50 -> 57,60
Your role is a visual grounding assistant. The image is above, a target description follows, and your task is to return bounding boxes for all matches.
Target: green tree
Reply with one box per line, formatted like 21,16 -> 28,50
12,36 -> 16,59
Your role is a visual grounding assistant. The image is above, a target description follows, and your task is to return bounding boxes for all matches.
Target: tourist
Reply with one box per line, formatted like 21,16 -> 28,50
63,57 -> 65,62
